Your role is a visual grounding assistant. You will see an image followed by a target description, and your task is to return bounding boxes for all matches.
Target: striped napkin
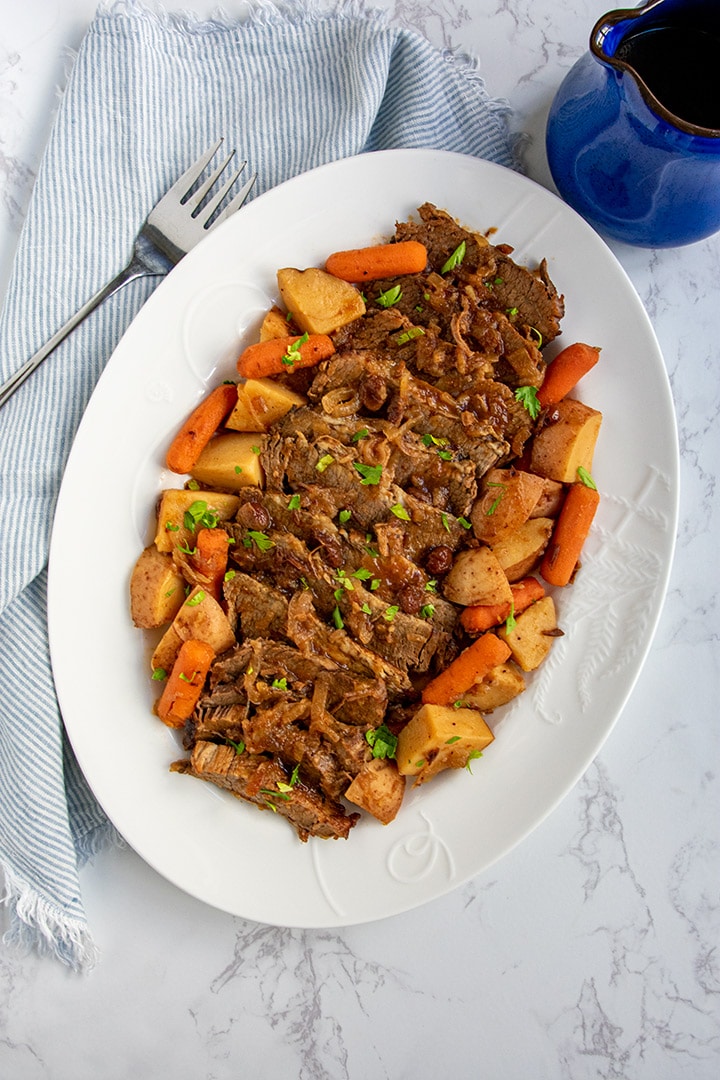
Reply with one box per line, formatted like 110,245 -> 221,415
0,0 -> 518,970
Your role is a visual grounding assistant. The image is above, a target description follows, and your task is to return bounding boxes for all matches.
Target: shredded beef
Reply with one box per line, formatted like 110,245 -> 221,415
167,203 -> 565,841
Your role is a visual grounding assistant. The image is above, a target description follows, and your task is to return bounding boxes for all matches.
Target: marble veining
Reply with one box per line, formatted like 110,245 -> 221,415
1,2 -> 719,1079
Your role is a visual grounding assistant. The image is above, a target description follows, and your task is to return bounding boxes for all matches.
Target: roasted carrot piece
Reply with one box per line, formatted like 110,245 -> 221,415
191,528 -> 229,601
537,343 -> 600,408
540,481 -> 600,587
421,633 -> 512,707
325,240 -> 428,282
237,333 -> 335,379
460,576 -> 546,634
165,383 -> 238,475
156,638 -> 215,728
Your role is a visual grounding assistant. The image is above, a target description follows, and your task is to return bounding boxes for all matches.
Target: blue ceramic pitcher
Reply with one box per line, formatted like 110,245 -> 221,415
546,0 -> 720,247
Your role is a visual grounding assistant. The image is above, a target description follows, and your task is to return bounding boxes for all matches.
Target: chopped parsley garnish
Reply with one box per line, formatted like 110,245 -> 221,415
271,677 -> 288,691
352,427 -> 369,442
185,590 -> 205,607
457,516 -> 472,530
441,241 -> 466,274
183,500 -> 219,531
250,445 -> 261,455
151,668 -> 167,681
316,454 -> 334,473
390,503 -> 411,521
353,461 -> 383,486
370,578 -> 381,591
338,509 -> 352,524
506,306 -> 519,317
577,465 -> 597,490
227,738 -> 245,756
224,570 -> 236,582
529,326 -> 543,347
234,465 -> 242,474
505,603 -> 517,634
187,478 -> 200,491
420,604 -> 435,619
244,530 -> 274,552
437,449 -> 453,461
395,326 -> 425,346
445,736 -> 461,745
281,331 -> 309,366
177,539 -> 198,555
441,513 -> 451,532
383,605 -> 399,622
425,579 -> 437,592
165,521 -> 180,532
352,567 -> 373,581
331,605 -> 344,630
485,482 -> 506,515
421,432 -> 449,448
288,494 -> 301,510
465,749 -> 483,773
361,603 -> 373,615
377,284 -> 403,308
515,384 -> 541,419
365,724 -> 398,760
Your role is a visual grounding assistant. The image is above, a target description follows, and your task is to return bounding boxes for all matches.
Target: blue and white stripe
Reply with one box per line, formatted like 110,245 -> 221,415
0,0 -> 516,969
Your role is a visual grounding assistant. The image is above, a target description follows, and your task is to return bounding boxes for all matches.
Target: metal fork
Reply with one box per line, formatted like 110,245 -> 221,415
0,140 -> 256,408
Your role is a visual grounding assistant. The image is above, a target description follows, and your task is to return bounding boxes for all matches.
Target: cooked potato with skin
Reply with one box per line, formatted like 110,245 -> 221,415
130,545 -> 186,629
529,477 -> 565,519
530,398 -> 602,483
396,703 -> 494,785
497,594 -> 559,671
152,586 -> 235,673
226,377 -> 306,434
189,433 -> 264,491
344,757 -> 406,824
259,305 -> 295,342
442,546 -> 513,607
154,490 -> 240,553
277,266 -> 366,335
461,662 -> 526,712
470,467 -> 545,543
489,517 -> 554,582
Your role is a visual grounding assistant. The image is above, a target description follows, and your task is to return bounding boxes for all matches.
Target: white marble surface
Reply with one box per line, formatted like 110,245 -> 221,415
1,1 -> 719,1077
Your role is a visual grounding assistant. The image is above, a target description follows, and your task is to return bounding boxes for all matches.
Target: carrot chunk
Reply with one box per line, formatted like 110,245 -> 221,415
237,333 -> 335,379
156,638 -> 215,728
421,633 -> 512,706
540,482 -> 600,587
165,383 -> 238,475
191,528 -> 230,601
325,241 -> 428,282
537,343 -> 600,408
460,576 -> 546,634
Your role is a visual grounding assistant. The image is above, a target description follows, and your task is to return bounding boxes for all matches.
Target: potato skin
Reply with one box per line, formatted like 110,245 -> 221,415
442,547 -> 513,607
530,398 -> 602,483
471,467 -> 545,543
277,267 -> 366,335
396,704 -> 494,785
497,595 -> 560,671
130,546 -> 186,629
489,517 -> 554,583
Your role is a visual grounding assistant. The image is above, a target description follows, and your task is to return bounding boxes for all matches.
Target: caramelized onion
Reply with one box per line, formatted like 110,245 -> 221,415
321,387 -> 359,417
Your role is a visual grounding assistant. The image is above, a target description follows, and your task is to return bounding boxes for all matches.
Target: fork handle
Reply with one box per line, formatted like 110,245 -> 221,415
0,261 -> 150,409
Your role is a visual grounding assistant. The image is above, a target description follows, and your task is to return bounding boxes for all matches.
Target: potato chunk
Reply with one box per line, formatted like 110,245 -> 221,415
154,490 -> 240,553
344,758 -> 405,824
497,594 -> 560,671
530,398 -> 602,483
259,305 -> 294,342
442,547 -> 513,607
396,704 -> 494,785
470,468 -> 545,543
277,266 -> 366,335
461,662 -> 526,712
130,545 -> 186,629
189,433 -> 264,491
226,377 -> 306,433
489,517 -> 554,583
151,586 -> 235,674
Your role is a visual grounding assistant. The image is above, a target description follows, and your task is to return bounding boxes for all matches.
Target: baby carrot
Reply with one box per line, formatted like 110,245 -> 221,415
537,343 -> 600,408
156,638 -> 215,728
540,481 -> 600,586
191,528 -> 229,601
459,576 -> 546,634
325,240 -> 428,282
421,632 -> 512,706
165,382 -> 238,475
237,333 -> 335,379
